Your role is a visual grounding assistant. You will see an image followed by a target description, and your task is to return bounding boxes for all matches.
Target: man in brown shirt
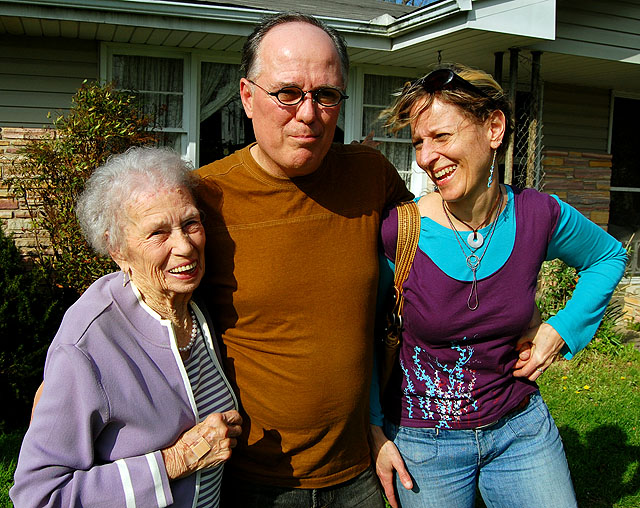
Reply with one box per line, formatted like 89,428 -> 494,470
196,12 -> 411,507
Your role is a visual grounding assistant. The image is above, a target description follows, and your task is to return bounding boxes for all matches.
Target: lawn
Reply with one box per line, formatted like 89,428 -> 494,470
1,347 -> 639,508
538,346 -> 640,508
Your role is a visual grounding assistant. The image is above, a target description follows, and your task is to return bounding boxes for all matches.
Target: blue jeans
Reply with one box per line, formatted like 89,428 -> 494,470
384,392 -> 577,508
220,465 -> 385,507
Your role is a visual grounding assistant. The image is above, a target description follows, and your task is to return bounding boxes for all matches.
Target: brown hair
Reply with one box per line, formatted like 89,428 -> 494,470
381,64 -> 513,159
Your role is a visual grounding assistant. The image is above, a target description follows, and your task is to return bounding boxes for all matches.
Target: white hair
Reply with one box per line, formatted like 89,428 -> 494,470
76,146 -> 196,255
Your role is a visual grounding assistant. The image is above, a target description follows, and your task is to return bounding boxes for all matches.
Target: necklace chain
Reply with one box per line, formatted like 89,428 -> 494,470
178,307 -> 198,352
442,186 -> 503,310
443,189 -> 502,247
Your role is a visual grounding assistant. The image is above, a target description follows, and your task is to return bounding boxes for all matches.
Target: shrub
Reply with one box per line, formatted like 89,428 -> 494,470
536,259 -> 627,356
537,259 -> 578,321
0,227 -> 70,430
7,81 -> 156,294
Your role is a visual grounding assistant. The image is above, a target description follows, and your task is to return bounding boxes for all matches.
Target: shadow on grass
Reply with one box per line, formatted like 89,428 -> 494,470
473,424 -> 639,508
561,424 -> 640,508
0,429 -> 24,507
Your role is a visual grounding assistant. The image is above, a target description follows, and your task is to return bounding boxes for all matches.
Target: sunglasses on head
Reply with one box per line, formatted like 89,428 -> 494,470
414,68 -> 494,101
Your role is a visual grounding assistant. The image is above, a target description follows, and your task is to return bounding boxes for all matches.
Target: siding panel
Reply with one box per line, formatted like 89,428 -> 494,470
0,35 -> 98,127
542,82 -> 610,153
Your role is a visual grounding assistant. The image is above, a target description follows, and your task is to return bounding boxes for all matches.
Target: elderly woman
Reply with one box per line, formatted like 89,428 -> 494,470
11,147 -> 242,508
369,65 -> 627,508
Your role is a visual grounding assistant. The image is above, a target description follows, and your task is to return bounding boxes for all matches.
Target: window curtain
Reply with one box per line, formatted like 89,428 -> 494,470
200,63 -> 244,145
363,74 -> 414,179
112,55 -> 184,129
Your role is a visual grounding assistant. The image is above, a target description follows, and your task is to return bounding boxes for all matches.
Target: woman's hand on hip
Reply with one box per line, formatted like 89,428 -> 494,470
513,323 -> 565,382
161,410 -> 243,480
369,424 -> 412,508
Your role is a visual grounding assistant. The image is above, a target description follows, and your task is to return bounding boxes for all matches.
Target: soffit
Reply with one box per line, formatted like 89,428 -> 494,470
1,0 -> 639,93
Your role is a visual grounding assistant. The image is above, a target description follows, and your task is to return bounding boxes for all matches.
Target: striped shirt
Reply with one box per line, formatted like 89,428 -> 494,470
184,319 -> 235,508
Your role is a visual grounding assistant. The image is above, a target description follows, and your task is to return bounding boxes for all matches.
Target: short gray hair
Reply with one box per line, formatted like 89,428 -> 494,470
76,146 -> 196,256
241,12 -> 349,86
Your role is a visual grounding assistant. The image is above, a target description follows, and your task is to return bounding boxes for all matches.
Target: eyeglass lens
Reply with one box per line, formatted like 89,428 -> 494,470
276,87 -> 345,106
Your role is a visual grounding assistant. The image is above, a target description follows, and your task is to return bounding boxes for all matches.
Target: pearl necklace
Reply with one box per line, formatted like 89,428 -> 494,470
178,308 -> 198,352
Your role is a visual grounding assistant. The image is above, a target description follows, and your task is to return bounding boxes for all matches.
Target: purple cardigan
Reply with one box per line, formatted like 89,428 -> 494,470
10,272 -> 237,508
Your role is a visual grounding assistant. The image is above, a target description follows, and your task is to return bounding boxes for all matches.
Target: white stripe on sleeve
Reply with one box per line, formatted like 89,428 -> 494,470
146,453 -> 168,508
116,459 -> 137,508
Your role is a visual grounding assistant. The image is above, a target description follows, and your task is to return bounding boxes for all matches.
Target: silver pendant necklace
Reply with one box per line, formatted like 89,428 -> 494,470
443,189 -> 502,249
442,186 -> 503,310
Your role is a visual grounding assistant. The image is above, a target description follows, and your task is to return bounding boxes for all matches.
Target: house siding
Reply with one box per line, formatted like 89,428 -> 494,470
0,35 -> 98,127
557,0 -> 640,55
1,35 -> 97,253
542,83 -> 611,153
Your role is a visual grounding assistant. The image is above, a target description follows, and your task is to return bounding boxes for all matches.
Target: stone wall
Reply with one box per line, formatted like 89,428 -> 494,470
542,150 -> 640,323
542,150 -> 613,229
623,281 -> 640,325
0,126 -> 53,258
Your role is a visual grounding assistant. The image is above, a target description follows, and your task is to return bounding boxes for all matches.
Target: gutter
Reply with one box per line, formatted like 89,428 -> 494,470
1,0 -> 466,38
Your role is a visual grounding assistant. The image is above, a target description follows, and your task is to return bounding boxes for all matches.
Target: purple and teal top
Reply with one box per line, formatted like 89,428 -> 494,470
371,185 -> 626,430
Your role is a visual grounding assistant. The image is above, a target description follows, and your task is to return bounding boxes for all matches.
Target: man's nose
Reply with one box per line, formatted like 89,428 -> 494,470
295,93 -> 319,123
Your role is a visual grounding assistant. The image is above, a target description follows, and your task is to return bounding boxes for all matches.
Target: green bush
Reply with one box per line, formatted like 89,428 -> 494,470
537,259 -> 578,321
536,259 -> 627,356
0,227 -> 70,431
7,80 -> 156,294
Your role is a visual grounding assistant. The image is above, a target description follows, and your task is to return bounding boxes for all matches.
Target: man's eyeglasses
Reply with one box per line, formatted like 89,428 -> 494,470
247,79 -> 348,107
413,69 -> 493,101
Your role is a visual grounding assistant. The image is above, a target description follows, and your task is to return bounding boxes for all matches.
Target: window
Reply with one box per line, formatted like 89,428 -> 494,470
609,95 -> 640,275
111,54 -> 187,153
199,62 -> 251,165
362,74 -> 414,184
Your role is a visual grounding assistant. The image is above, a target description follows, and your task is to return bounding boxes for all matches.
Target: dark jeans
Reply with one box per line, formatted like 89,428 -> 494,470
220,466 -> 385,508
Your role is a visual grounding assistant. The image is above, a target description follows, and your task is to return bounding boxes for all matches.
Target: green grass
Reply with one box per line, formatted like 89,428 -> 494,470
3,348 -> 640,508
538,346 -> 640,508
0,430 -> 23,508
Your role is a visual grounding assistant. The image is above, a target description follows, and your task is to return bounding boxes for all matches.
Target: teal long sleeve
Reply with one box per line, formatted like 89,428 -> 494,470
545,197 -> 628,358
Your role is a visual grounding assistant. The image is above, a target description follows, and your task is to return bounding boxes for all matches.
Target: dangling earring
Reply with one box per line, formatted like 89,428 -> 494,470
123,269 -> 131,287
487,150 -> 497,188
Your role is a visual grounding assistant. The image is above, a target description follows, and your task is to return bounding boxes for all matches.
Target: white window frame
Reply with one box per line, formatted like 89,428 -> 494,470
345,65 -> 430,196
100,43 -> 192,161
608,91 -> 640,278
101,44 -> 244,167
194,52 -> 243,166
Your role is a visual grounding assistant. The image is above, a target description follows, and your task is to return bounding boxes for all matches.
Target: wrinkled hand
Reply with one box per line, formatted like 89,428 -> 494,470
162,410 -> 242,480
370,424 -> 412,508
514,323 -> 565,382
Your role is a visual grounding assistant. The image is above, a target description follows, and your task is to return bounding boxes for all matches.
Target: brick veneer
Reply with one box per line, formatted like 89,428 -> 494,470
542,150 -> 612,229
0,126 -> 54,257
542,150 -> 640,322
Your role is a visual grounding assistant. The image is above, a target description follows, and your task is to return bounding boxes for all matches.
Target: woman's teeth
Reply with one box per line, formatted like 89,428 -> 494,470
435,165 -> 457,179
169,262 -> 197,274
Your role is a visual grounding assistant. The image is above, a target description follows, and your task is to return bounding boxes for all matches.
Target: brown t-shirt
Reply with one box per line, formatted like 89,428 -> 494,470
195,143 -> 411,488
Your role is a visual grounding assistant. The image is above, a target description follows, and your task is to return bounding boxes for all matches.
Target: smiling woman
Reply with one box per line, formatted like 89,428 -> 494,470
112,185 -> 206,314
369,64 -> 627,508
10,147 -> 242,508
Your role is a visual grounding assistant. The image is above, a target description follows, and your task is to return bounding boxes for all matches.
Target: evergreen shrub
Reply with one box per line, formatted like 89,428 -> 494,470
0,227 -> 69,430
